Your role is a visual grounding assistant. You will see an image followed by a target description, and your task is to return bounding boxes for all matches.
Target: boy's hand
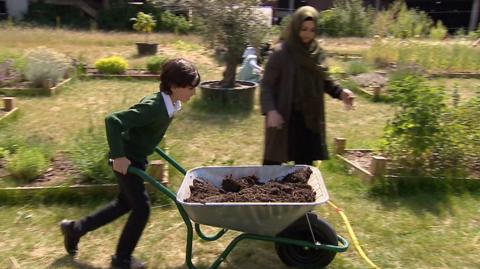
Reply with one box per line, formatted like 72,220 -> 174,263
113,157 -> 131,175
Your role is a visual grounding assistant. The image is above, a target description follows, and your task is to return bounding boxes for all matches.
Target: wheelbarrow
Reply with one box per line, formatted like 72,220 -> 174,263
127,147 -> 349,269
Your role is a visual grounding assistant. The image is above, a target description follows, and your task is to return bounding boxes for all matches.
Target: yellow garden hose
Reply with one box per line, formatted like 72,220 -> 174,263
327,200 -> 381,269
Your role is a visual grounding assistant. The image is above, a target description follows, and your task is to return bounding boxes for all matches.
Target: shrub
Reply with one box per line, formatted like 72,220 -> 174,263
346,60 -> 369,75
146,56 -> 168,74
381,74 -> 468,178
387,0 -> 433,39
94,56 -> 128,74
23,47 -> 70,87
6,147 -> 49,182
158,11 -> 191,34
0,147 -> 9,159
430,21 -> 448,40
317,0 -> 371,37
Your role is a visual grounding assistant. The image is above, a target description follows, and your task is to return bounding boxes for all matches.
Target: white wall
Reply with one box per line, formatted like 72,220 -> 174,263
6,0 -> 29,20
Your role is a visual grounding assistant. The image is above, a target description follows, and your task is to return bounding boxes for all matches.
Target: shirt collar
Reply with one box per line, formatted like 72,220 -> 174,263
161,92 -> 182,118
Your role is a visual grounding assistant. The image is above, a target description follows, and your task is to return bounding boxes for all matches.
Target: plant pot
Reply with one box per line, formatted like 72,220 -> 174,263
136,42 -> 158,56
199,80 -> 257,110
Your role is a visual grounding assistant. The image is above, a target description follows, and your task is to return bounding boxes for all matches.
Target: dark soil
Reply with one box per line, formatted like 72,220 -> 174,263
351,72 -> 388,87
0,152 -> 82,187
26,152 -> 82,187
185,167 -> 316,203
343,150 -> 374,171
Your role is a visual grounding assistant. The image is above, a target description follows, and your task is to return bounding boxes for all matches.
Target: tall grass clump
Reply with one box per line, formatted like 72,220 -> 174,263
6,147 -> 50,182
70,128 -> 114,184
365,41 -> 480,73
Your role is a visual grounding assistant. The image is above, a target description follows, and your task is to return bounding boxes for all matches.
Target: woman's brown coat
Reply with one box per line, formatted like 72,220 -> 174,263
260,43 -> 343,163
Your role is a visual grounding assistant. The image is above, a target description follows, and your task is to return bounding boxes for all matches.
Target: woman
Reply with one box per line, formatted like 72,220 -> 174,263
238,46 -> 264,83
260,6 -> 354,165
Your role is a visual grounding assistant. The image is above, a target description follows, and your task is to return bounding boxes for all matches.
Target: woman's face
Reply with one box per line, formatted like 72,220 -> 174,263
298,20 -> 316,44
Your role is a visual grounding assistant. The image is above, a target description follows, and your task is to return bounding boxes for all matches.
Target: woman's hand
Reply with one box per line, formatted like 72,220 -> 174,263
267,110 -> 285,129
112,157 -> 131,175
340,89 -> 355,110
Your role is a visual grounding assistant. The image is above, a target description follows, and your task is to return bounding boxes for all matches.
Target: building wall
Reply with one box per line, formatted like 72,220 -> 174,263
5,0 -> 28,20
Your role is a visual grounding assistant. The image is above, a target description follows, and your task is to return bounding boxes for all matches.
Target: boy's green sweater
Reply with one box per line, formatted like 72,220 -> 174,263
105,92 -> 172,162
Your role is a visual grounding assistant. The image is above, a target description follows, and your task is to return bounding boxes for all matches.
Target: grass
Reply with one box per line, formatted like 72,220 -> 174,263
364,40 -> 480,73
1,27 -> 480,269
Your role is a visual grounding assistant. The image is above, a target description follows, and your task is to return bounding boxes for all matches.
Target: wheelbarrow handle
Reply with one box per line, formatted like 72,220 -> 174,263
154,147 -> 187,175
127,166 -> 177,201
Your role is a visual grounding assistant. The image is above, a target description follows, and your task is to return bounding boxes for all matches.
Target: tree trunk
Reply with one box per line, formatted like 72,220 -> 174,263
220,57 -> 238,88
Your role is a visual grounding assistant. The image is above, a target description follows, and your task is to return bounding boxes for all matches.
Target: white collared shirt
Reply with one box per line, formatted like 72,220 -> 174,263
161,92 -> 182,118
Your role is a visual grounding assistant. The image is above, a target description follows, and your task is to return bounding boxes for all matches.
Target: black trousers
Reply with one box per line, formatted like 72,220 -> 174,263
73,160 -> 150,259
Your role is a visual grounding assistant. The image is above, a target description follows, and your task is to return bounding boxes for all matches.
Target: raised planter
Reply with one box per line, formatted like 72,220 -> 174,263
82,67 -> 160,80
0,97 -> 19,125
199,80 -> 257,110
333,138 -> 387,182
0,77 -> 72,96
136,42 -> 158,56
358,85 -> 383,101
427,72 -> 480,79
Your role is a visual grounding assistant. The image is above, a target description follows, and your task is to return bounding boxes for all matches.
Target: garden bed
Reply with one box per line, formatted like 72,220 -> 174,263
82,67 -> 160,80
0,152 -> 168,195
333,138 -> 387,181
0,77 -> 72,96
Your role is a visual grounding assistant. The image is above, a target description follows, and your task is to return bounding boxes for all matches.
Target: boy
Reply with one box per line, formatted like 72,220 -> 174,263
60,58 -> 200,269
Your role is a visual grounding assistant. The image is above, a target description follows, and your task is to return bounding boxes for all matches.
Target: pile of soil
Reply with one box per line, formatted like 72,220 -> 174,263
185,167 -> 316,203
28,153 -> 82,187
351,72 -> 388,87
343,151 -> 375,171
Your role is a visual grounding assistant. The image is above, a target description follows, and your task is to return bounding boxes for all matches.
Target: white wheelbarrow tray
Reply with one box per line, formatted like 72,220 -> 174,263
176,165 -> 329,236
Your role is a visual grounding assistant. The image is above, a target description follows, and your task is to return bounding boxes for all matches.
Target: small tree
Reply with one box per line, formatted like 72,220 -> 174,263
160,0 -> 268,88
131,12 -> 157,43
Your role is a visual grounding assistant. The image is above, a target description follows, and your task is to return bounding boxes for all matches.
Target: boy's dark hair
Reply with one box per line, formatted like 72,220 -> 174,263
159,58 -> 201,94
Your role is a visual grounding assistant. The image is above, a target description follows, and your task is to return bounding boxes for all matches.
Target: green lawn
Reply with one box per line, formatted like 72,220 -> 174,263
0,27 -> 479,269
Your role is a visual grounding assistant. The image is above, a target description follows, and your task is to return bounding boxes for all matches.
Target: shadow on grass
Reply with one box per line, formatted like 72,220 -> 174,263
49,255 -> 102,269
188,97 -> 254,121
368,176 -> 480,216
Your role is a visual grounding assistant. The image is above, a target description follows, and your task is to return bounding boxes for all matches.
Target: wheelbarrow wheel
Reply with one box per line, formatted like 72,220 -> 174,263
275,213 -> 338,268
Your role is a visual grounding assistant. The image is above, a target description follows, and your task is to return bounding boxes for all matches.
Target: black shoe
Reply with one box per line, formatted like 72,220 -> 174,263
59,219 -> 80,256
111,255 -> 147,269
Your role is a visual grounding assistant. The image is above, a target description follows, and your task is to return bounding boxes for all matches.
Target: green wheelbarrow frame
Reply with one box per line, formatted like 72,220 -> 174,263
127,147 -> 349,269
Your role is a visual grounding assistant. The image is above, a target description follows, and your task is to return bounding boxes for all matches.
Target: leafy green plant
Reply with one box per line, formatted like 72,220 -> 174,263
94,56 -> 128,74
317,0 -> 372,37
381,74 -> 473,179
0,147 -> 9,159
131,12 -> 157,43
346,60 -> 369,75
388,1 -> 432,38
146,55 -> 168,74
158,11 -> 190,34
430,21 -> 448,40
6,147 -> 49,182
23,47 -> 70,87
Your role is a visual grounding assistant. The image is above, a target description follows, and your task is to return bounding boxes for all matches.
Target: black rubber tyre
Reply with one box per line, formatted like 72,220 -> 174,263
275,213 -> 338,268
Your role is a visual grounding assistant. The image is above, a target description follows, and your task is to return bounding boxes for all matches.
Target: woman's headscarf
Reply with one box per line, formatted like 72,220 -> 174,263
282,6 -> 326,75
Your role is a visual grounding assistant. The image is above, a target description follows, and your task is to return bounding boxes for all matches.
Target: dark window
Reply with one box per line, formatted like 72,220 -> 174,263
0,1 -> 7,14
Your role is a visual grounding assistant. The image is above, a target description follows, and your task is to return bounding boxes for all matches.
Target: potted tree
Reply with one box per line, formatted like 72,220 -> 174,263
175,0 -> 269,110
131,11 -> 158,55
